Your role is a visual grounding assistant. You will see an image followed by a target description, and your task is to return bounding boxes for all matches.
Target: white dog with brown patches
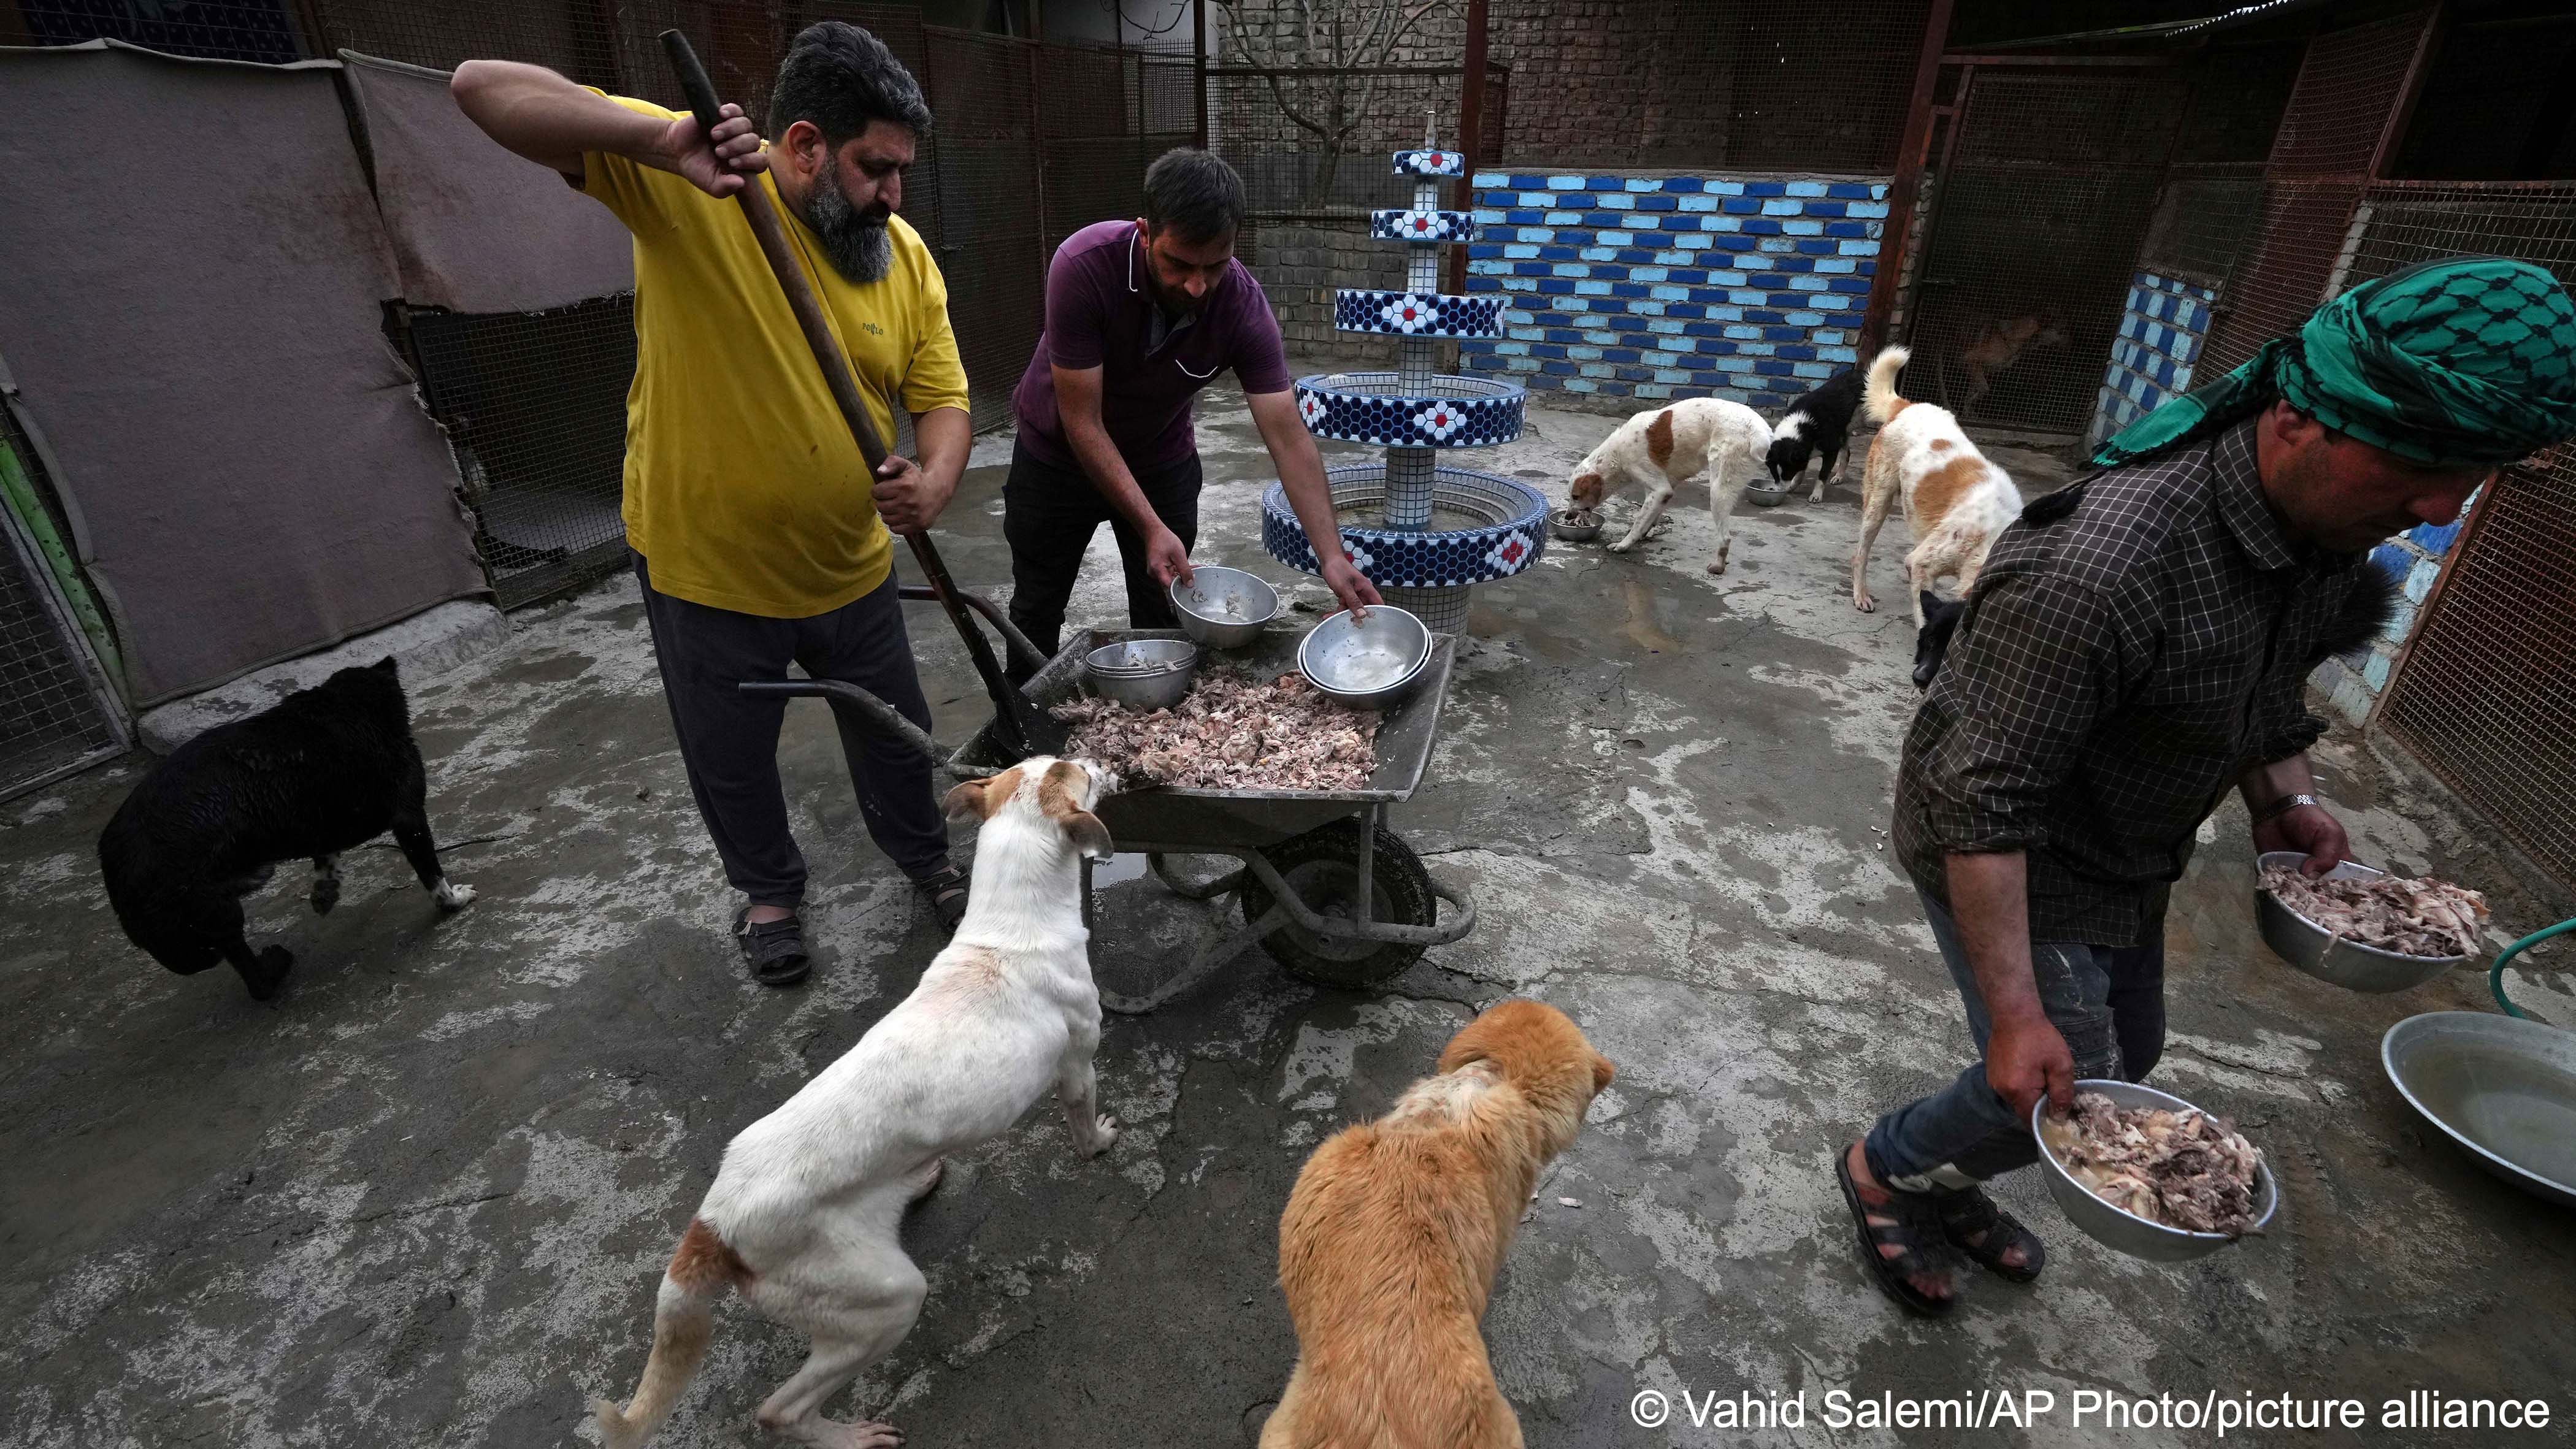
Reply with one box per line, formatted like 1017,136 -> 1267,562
1568,396 -> 1774,573
589,759 -> 1119,1449
1851,346 -> 2024,623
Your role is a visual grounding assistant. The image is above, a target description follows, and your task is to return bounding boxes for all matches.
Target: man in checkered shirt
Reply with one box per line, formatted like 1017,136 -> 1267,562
1837,258 -> 2576,1316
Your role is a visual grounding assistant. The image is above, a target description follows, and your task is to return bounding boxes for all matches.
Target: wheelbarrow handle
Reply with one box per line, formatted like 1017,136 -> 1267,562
737,679 -> 986,780
895,584 -> 1049,679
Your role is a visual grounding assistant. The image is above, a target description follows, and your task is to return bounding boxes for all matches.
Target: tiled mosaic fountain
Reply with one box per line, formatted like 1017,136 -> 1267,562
1260,132 -> 1550,632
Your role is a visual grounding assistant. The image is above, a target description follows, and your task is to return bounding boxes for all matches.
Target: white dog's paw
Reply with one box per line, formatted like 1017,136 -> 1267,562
1853,592 -> 1877,613
433,880 -> 476,911
1706,556 -> 1730,575
1811,484 -> 1828,503
1083,1114 -> 1121,1157
1607,538 -> 1637,554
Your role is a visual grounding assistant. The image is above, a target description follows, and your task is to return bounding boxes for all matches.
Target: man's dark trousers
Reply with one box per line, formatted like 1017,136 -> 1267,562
634,552 -> 948,909
1002,438 -> 1202,669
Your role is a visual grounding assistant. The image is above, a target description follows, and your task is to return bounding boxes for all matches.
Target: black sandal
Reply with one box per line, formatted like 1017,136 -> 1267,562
916,865 -> 969,935
1936,1185 -> 2045,1283
733,906 -> 811,988
1835,1149 -> 1958,1316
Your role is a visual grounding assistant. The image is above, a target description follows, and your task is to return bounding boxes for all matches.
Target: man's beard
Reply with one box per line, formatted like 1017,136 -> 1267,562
800,165 -> 894,284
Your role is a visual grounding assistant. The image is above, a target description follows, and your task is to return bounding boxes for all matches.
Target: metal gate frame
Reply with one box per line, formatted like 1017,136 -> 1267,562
1901,53 -> 2188,435
0,402 -> 129,800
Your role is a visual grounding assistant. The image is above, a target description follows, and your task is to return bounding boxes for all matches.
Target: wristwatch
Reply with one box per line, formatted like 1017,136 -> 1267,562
2252,792 -> 2318,825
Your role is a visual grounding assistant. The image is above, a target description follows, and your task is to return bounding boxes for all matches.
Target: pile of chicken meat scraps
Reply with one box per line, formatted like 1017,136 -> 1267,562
2042,1092 -> 2266,1236
1054,669 -> 1378,790
2260,867 -> 2488,958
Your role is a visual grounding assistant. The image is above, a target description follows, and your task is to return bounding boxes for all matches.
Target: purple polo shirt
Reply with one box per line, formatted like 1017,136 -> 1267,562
1011,220 -> 1293,470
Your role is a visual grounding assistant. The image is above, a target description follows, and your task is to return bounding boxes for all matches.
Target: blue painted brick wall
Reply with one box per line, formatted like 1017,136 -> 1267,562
2088,271 -> 2217,449
1461,171 -> 1887,410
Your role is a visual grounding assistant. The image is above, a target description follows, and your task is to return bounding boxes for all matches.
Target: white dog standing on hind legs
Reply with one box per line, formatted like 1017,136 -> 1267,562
589,759 -> 1121,1449
1567,396 -> 1775,573
1850,345 -> 2025,624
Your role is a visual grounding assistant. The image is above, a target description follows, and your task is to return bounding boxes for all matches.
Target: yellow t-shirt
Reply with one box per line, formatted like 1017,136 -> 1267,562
578,95 -> 970,617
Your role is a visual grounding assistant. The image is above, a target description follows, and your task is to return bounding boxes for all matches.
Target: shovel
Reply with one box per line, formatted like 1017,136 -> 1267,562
659,29 -> 1065,760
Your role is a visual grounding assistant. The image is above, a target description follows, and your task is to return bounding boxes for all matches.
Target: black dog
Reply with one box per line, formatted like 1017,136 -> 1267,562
1765,364 -> 1865,501
1909,559 -> 2401,692
98,657 -> 473,1001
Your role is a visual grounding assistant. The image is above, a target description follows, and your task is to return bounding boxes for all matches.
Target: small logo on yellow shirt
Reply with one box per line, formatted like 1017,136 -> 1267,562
859,321 -> 884,336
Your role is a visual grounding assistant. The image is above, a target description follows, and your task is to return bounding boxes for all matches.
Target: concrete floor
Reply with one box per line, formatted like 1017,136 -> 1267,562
5,380 -> 2572,1448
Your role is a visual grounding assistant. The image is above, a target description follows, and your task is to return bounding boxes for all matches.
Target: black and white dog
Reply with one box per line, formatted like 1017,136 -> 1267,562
98,657 -> 473,1001
1765,364 -> 1866,502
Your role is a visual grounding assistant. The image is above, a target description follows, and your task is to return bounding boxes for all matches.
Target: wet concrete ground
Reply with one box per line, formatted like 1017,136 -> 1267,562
4,378 -> 2572,1448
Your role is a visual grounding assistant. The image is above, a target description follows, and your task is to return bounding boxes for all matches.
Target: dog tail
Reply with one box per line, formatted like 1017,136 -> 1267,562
1865,346 -> 1912,426
590,1218 -> 746,1449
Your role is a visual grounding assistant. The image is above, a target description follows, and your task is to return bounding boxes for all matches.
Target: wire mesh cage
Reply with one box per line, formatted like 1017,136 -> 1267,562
2197,9 -> 2436,377
14,0 -> 303,63
2361,182 -> 2576,890
0,411 -> 124,798
405,297 -> 640,608
1906,66 -> 2184,435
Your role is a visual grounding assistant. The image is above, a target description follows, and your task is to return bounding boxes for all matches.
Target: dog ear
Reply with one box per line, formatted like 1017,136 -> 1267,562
1062,809 -> 1113,861
1591,1052 -> 1616,1092
371,656 -> 400,676
942,779 -> 988,823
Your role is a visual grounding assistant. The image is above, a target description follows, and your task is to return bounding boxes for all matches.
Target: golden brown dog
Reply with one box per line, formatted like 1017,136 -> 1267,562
1260,1000 -> 1614,1449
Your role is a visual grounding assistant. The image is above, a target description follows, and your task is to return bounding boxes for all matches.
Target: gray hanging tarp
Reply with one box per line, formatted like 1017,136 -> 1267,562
340,51 -> 635,313
0,41 -> 485,705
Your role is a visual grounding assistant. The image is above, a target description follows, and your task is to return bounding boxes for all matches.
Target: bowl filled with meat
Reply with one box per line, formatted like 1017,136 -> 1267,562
1551,507 -> 1602,542
1169,565 -> 1281,649
2034,1082 -> 2277,1261
1084,638 -> 1200,712
2256,853 -> 2486,993
1299,605 -> 1432,708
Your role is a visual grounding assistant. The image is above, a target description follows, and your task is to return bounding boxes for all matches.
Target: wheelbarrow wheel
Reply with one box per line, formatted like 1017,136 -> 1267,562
1242,819 -> 1436,990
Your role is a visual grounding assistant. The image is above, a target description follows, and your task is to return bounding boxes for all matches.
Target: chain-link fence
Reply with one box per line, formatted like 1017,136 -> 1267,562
2196,8 -> 2437,377
2364,182 -> 2576,891
1906,64 -> 2184,434
0,410 -> 125,799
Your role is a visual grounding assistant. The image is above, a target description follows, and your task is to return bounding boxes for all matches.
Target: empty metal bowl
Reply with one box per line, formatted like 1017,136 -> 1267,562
2384,1011 -> 2576,1209
1083,638 -> 1198,711
1169,565 -> 1279,649
1299,605 -> 1431,707
1551,507 -> 1602,542
2255,851 -> 2467,993
2031,1079 -> 2279,1261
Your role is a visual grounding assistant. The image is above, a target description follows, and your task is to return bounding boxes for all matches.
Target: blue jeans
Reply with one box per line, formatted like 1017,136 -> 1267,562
1863,889 -> 2165,1191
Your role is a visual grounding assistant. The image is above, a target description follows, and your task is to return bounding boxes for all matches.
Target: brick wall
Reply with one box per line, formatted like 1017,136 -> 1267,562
1458,172 -> 1888,413
2088,270 -> 2217,449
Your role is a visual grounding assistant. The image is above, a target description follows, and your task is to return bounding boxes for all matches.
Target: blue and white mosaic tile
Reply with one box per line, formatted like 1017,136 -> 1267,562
1262,475 -> 1549,589
1333,289 -> 1504,338
1294,373 -> 1525,448
1392,148 -> 1465,177
1371,208 -> 1476,243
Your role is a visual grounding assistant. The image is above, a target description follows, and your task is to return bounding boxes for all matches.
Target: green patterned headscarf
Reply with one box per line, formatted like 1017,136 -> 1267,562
2095,256 -> 2576,468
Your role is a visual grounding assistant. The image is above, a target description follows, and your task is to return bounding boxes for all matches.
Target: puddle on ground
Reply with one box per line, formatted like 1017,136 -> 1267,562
1622,579 -> 1684,653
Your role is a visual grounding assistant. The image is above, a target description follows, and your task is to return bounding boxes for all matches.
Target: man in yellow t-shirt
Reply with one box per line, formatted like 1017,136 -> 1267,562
454,23 -> 972,985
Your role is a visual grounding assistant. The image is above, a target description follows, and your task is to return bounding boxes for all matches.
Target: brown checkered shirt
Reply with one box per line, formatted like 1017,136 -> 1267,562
1894,421 -> 2365,946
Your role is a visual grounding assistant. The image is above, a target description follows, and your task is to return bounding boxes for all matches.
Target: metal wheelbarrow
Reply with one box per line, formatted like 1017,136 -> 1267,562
749,616 -> 1478,1014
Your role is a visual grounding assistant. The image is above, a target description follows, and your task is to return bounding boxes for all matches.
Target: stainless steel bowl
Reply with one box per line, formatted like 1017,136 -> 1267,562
1743,478 -> 1793,508
2031,1079 -> 2279,1261
1551,508 -> 1603,542
1299,606 -> 1431,707
1169,565 -> 1279,649
2255,851 -> 2467,993
1083,638 -> 1198,711
2384,1011 -> 2576,1209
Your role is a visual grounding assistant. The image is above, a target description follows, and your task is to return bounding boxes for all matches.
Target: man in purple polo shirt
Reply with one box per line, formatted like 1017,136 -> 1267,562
1005,148 -> 1378,662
